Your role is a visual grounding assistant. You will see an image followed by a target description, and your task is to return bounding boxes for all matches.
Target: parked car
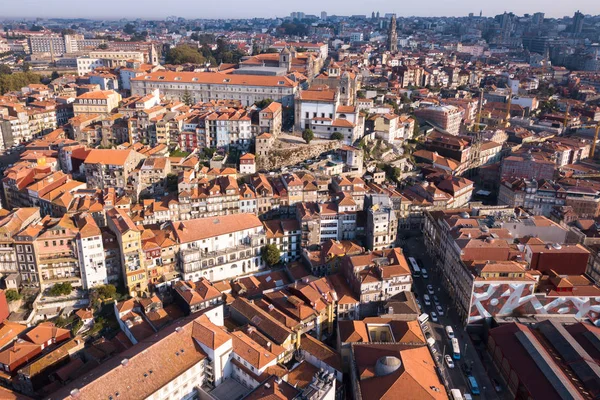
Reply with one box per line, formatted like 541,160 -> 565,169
430,311 -> 438,322
425,331 -> 432,340
427,285 -> 434,295
436,305 -> 444,315
424,294 -> 431,306
422,268 -> 429,279
445,355 -> 455,368
445,326 -> 455,339
433,295 -> 440,305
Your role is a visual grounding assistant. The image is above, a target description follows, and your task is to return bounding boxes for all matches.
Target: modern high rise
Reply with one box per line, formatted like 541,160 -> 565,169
387,15 -> 398,52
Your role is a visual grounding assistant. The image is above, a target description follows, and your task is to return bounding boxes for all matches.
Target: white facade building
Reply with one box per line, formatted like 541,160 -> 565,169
75,215 -> 108,290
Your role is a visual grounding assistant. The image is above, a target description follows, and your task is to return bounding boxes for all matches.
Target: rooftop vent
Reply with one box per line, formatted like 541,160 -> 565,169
121,358 -> 129,367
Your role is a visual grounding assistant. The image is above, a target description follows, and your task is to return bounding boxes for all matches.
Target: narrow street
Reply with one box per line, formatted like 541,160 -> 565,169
400,234 -> 503,400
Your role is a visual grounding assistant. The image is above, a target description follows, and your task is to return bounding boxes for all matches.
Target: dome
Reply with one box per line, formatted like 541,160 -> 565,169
375,356 -> 402,376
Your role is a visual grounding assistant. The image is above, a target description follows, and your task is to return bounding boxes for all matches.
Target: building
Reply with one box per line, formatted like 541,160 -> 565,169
349,343 -> 446,400
239,153 -> 256,175
107,208 -> 147,296
72,90 -> 122,117
415,105 -> 463,135
343,248 -> 412,317
131,71 -> 299,108
488,321 -> 600,400
500,154 -> 555,181
171,213 -> 267,282
259,101 -> 282,135
365,194 -> 397,251
74,214 -> 107,290
296,200 -> 357,248
83,149 -> 146,195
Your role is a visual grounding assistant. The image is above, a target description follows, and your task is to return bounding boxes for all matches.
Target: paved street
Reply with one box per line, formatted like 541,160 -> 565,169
400,234 -> 503,400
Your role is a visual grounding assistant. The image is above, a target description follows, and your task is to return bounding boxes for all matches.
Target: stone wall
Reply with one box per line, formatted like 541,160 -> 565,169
257,140 -> 343,170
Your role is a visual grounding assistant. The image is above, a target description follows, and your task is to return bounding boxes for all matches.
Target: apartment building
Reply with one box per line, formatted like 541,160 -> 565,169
342,248 -> 413,317
76,51 -> 145,76
365,194 -> 397,251
500,154 -> 555,181
0,208 -> 40,279
74,214 -> 107,290
296,199 -> 357,248
72,90 -> 122,117
107,208 -> 147,296
259,101 -> 283,135
83,149 -> 146,195
172,213 -> 267,282
131,71 -> 299,107
415,104 -> 463,135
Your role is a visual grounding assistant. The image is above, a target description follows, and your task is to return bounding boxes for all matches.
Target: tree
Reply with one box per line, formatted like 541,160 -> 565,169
22,62 -> 31,72
331,131 -> 344,141
0,71 -> 42,95
182,88 -> 193,106
302,128 -> 314,144
5,289 -> 21,302
98,43 -> 108,50
49,282 -> 73,296
0,64 -> 12,75
166,173 -> 179,192
124,23 -> 136,35
165,45 -> 206,65
50,71 -> 60,80
261,244 -> 280,267
254,98 -> 273,109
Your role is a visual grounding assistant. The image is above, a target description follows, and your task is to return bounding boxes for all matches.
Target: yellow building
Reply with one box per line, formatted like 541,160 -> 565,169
107,208 -> 147,296
73,90 -> 122,116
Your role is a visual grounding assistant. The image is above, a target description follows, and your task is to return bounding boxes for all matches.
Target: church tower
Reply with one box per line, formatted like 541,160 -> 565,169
279,47 -> 291,72
149,43 -> 158,66
387,15 -> 398,53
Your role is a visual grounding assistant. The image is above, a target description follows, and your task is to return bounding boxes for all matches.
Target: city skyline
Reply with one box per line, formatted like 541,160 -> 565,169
0,0 -> 598,20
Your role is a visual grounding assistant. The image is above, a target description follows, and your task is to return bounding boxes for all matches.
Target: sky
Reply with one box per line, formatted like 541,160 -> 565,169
1,0 -> 598,20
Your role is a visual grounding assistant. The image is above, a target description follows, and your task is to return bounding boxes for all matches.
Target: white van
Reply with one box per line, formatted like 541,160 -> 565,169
427,337 -> 436,347
418,313 -> 429,325
463,394 -> 473,400
422,268 -> 429,279
445,326 -> 455,339
424,294 -> 431,306
450,389 -> 464,400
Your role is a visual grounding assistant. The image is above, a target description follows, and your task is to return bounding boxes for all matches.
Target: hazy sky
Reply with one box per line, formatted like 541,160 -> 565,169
1,0 -> 599,20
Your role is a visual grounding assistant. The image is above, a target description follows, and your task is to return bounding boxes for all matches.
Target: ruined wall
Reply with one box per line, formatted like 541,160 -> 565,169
257,140 -> 342,170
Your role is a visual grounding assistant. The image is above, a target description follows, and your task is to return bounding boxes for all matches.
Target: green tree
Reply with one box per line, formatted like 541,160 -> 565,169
165,45 -> 206,65
0,64 -> 12,75
124,23 -> 136,35
49,282 -> 73,296
182,88 -> 193,106
302,128 -> 314,144
5,289 -> 21,302
50,71 -> 60,80
22,62 -> 31,72
254,98 -> 273,109
98,43 -> 109,50
0,71 -> 42,94
261,244 -> 281,267
331,131 -> 344,141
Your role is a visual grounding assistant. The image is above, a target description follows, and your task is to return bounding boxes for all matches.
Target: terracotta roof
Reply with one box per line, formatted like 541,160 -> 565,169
132,71 -> 297,88
172,213 -> 262,243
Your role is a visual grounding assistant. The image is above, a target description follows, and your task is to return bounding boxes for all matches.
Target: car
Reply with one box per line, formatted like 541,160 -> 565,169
431,347 -> 438,356
425,331 -> 432,340
433,295 -> 440,305
422,268 -> 429,279
422,323 -> 430,332
445,355 -> 455,368
416,298 -> 421,308
436,305 -> 444,315
445,326 -> 455,339
427,285 -> 434,295
430,311 -> 438,322
423,294 -> 431,306
492,378 -> 502,393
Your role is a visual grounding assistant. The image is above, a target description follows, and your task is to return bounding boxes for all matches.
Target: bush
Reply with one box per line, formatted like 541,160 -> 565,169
165,45 -> 206,65
302,129 -> 314,144
261,244 -> 281,267
49,282 -> 73,296
5,289 -> 21,302
330,131 -> 344,141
